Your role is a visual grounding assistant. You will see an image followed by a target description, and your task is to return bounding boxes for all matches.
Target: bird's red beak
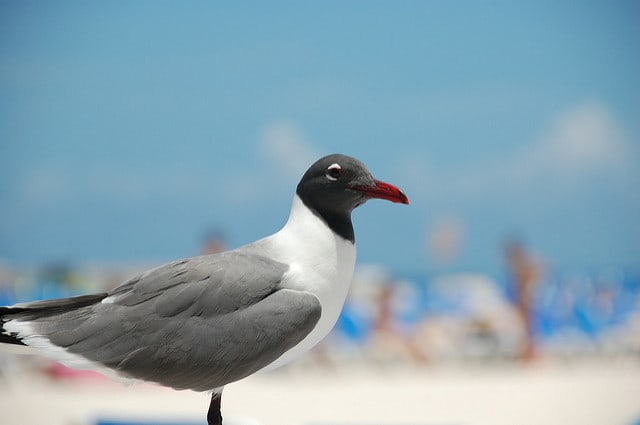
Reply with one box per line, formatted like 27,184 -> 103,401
350,179 -> 409,204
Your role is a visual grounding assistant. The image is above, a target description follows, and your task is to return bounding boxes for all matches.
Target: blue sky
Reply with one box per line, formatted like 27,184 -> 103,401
1,1 -> 638,273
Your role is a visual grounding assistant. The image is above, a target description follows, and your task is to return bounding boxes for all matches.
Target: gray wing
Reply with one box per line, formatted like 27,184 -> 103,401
26,251 -> 321,391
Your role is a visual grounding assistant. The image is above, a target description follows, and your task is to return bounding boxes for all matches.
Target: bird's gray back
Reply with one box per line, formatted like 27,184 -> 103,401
26,251 -> 321,391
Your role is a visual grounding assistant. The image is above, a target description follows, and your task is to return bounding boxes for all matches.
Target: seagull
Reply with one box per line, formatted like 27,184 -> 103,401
0,154 -> 408,425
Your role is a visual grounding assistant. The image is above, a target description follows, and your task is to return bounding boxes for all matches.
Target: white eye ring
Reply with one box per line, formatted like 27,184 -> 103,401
325,163 -> 342,181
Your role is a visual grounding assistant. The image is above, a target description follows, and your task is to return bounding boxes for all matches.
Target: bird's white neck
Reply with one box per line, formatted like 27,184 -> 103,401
254,194 -> 356,369
269,194 -> 356,290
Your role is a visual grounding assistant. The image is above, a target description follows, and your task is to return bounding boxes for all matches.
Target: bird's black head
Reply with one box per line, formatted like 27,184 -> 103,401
296,154 -> 409,242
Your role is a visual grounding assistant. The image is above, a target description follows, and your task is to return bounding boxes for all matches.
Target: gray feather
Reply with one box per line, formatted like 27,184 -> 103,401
23,250 -> 322,391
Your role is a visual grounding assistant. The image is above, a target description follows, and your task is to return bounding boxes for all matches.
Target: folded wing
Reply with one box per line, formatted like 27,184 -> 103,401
1,251 -> 321,391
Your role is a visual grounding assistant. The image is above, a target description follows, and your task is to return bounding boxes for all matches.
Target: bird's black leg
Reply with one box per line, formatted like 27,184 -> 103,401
207,393 -> 223,425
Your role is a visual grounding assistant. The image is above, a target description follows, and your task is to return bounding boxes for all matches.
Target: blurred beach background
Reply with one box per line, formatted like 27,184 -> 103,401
1,2 -> 639,425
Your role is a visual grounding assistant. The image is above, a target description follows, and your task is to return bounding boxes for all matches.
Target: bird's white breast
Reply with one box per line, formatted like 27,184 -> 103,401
251,194 -> 356,370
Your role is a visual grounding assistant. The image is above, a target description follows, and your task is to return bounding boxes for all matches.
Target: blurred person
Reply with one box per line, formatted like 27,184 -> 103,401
504,238 -> 543,362
0,263 -> 17,307
411,273 -> 525,362
201,229 -> 227,255
427,215 -> 465,267
367,282 -> 428,365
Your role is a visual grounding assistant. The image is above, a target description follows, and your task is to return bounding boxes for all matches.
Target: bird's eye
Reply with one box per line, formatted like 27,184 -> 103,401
325,163 -> 343,181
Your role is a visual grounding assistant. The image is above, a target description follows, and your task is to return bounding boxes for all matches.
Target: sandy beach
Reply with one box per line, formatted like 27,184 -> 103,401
1,359 -> 639,425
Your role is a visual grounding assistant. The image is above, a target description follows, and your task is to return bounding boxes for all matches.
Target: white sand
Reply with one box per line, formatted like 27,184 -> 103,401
1,360 -> 639,425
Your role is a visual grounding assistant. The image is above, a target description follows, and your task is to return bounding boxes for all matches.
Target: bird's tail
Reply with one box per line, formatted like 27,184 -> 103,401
0,307 -> 26,345
0,293 -> 108,346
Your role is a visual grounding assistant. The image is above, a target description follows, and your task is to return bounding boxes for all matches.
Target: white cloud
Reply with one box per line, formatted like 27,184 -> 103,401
21,166 -> 70,204
401,100 -> 635,204
14,120 -> 321,213
522,101 -> 629,178
189,119 -> 322,209
259,120 -> 320,180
